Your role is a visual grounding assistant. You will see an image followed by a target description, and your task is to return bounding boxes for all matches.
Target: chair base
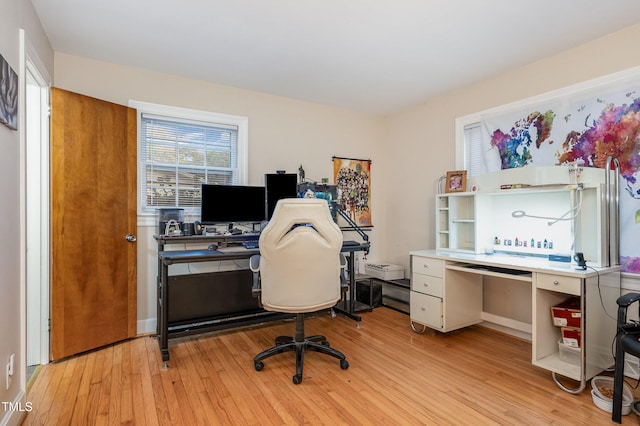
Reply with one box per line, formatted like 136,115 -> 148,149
254,313 -> 349,384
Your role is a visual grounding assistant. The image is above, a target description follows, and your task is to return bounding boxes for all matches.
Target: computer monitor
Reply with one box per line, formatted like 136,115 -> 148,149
200,184 -> 266,224
265,173 -> 298,220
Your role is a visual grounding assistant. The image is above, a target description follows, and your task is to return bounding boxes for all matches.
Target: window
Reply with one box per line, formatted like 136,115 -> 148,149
463,122 -> 483,178
455,114 -> 484,178
131,101 -> 248,215
456,114 -> 501,178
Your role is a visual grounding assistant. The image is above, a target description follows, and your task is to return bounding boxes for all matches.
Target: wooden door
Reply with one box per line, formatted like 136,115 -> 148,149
50,88 -> 137,360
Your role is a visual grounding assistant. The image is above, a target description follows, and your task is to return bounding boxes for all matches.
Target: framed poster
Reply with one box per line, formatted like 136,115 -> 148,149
0,53 -> 18,130
332,156 -> 372,227
445,170 -> 467,193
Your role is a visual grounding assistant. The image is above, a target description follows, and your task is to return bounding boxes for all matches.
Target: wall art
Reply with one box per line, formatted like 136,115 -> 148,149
0,53 -> 18,131
332,156 -> 372,227
478,70 -> 640,273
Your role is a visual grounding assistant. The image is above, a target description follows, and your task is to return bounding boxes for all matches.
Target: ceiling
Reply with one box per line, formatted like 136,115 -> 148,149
31,0 -> 640,116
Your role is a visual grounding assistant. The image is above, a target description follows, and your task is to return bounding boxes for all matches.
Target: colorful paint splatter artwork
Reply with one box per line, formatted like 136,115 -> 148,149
486,91 -> 640,273
490,111 -> 556,169
558,96 -> 640,197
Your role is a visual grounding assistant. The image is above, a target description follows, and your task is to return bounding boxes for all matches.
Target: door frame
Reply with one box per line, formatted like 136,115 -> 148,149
21,29 -> 52,372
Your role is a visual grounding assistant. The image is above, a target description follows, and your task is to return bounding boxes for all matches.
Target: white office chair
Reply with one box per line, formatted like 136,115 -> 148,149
250,198 -> 349,384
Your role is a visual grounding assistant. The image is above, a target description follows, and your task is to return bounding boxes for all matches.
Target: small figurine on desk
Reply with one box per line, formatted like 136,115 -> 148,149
298,164 -> 305,182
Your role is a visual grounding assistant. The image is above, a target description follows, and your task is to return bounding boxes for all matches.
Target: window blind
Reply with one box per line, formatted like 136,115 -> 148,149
139,113 -> 240,213
464,122 -> 483,178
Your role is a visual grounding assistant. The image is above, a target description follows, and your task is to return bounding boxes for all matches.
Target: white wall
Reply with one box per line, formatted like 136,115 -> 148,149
0,0 -> 52,424
385,23 -> 640,273
50,22 -> 640,334
385,23 -> 640,323
53,54 -> 386,332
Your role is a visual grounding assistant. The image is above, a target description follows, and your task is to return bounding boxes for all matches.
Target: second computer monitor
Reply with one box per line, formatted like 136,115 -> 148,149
265,173 -> 298,220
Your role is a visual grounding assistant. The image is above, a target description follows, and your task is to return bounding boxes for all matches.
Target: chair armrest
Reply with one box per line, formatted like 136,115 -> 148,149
249,254 -> 260,273
249,255 -> 262,302
617,293 -> 640,307
339,254 -> 348,292
616,293 -> 640,328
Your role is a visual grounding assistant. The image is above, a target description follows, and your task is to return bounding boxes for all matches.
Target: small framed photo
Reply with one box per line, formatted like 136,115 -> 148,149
445,170 -> 467,193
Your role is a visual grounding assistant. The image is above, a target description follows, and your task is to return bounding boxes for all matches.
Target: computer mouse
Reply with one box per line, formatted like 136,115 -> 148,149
208,243 -> 218,251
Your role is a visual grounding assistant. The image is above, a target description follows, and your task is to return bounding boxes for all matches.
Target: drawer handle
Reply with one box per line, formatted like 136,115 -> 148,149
423,283 -> 429,287
553,280 -> 559,285
421,306 -> 426,311
423,264 -> 429,268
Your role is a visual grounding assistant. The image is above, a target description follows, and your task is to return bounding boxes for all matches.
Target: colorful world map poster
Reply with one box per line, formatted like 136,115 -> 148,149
480,78 -> 640,273
332,157 -> 372,227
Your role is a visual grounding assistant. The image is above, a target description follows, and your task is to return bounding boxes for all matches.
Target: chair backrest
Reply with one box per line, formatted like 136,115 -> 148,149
258,198 -> 343,313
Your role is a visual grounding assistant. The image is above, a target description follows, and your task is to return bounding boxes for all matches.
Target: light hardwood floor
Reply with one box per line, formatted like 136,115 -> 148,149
23,308 -> 639,425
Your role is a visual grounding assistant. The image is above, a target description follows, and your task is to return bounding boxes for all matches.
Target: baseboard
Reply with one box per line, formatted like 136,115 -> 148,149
0,390 -> 27,426
137,318 -> 156,335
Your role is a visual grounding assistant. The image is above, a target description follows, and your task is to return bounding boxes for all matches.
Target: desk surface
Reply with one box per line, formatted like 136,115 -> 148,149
410,249 -> 620,277
156,237 -> 370,364
158,248 -> 259,264
160,241 -> 370,265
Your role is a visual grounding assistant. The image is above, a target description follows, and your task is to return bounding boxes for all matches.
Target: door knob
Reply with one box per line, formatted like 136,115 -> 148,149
125,234 -> 137,242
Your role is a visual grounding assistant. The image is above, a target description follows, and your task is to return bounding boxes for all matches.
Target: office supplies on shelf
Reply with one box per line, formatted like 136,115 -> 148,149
435,165 -> 619,268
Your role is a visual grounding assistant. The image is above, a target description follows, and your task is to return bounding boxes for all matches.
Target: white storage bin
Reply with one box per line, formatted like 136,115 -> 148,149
557,339 -> 580,366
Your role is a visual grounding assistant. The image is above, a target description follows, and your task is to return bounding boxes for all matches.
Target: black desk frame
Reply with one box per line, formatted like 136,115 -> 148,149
155,235 -> 369,366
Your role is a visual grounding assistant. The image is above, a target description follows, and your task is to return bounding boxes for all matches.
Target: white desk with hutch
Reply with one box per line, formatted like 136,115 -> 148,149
410,166 -> 621,393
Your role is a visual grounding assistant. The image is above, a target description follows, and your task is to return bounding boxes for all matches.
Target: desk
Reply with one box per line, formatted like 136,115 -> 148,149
155,235 -> 369,366
409,250 -> 620,393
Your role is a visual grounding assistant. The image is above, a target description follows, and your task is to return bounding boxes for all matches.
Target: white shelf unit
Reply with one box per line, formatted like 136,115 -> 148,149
532,270 -> 619,389
435,184 -> 610,267
435,193 -> 476,252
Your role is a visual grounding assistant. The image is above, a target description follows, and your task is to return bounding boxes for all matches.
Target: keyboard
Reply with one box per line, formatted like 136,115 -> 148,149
242,241 -> 259,249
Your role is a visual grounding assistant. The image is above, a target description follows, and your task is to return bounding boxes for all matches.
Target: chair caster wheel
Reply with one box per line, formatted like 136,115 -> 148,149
340,359 -> 349,370
254,361 -> 264,371
292,374 -> 302,384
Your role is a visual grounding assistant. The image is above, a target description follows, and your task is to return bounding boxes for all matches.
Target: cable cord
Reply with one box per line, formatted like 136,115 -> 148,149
587,265 -> 617,323
511,186 -> 583,226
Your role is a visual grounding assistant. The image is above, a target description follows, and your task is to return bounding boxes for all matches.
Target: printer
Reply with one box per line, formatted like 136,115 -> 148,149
364,262 -> 404,280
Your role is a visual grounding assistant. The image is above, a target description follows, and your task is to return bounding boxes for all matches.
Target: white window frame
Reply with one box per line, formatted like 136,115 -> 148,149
130,100 -> 248,217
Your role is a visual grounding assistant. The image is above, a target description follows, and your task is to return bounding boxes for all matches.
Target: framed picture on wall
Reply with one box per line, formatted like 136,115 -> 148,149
0,53 -> 18,131
332,156 -> 372,227
445,170 -> 467,193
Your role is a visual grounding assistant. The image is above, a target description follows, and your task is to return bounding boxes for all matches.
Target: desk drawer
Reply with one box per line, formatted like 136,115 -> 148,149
410,291 -> 442,329
411,273 -> 443,298
412,256 -> 444,278
536,273 -> 581,296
